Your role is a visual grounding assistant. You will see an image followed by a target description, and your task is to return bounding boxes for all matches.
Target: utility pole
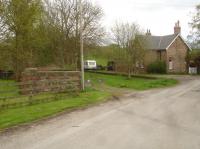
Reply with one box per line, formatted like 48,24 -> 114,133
79,0 -> 85,91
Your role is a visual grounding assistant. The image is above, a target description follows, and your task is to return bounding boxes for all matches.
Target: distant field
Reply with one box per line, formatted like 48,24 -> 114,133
85,72 -> 178,90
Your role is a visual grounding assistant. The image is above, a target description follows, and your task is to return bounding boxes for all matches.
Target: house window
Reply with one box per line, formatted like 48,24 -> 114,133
169,58 -> 173,70
157,51 -> 162,60
136,61 -> 144,69
140,62 -> 144,69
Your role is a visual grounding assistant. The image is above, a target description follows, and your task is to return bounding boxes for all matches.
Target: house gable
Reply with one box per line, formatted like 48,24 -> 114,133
166,34 -> 192,51
166,36 -> 189,73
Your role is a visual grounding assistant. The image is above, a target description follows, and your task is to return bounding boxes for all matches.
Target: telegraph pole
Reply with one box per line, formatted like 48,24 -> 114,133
79,0 -> 85,91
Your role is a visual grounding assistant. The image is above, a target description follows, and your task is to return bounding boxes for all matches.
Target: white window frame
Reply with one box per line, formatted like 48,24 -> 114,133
169,60 -> 173,70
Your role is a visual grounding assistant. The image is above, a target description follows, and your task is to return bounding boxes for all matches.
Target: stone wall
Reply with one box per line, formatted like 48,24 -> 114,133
167,36 -> 189,73
144,50 -> 167,71
20,68 -> 81,95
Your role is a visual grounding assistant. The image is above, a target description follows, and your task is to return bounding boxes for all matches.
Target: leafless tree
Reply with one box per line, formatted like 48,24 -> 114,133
43,0 -> 105,69
0,1 -> 9,40
112,22 -> 146,77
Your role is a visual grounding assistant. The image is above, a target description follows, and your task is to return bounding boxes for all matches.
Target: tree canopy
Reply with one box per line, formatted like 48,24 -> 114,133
111,22 -> 146,77
188,4 -> 200,49
0,0 -> 105,79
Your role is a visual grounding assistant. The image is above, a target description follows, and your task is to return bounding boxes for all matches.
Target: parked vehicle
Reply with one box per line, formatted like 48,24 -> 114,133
0,70 -> 14,79
84,60 -> 97,70
107,61 -> 116,71
97,65 -> 106,71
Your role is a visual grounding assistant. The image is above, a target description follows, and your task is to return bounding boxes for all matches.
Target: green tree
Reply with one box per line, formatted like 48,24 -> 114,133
0,0 -> 42,79
188,4 -> 200,48
187,50 -> 200,73
0,0 -> 104,77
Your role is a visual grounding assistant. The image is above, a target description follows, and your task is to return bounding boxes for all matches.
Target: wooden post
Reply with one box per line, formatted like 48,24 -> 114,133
79,0 -> 85,91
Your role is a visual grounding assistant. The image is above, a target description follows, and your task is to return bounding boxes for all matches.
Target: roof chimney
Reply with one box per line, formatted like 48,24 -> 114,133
174,20 -> 181,35
146,29 -> 151,36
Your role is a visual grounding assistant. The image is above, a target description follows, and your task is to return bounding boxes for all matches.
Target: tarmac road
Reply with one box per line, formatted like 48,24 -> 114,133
1,76 -> 200,149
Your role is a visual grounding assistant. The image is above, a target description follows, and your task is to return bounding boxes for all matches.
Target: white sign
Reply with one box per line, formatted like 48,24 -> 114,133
189,67 -> 197,74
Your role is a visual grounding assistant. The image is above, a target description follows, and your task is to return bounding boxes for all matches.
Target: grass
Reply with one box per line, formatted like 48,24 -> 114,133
0,88 -> 111,130
0,72 -> 177,131
0,79 -> 111,130
85,72 -> 178,90
0,80 -> 19,97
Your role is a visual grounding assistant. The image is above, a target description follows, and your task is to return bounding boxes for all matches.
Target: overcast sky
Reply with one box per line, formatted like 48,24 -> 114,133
92,0 -> 199,39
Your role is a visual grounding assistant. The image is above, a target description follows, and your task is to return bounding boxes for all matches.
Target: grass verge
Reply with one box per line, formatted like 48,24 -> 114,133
0,89 -> 111,131
0,72 -> 177,131
85,72 -> 178,90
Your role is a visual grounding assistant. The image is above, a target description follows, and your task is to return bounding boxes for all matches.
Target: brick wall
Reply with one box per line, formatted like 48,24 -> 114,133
20,68 -> 81,95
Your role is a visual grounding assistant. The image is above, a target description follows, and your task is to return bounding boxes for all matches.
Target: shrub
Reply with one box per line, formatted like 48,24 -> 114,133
147,61 -> 167,74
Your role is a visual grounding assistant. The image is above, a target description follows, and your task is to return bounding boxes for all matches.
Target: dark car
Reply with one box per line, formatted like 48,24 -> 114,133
0,70 -> 14,79
107,61 -> 116,71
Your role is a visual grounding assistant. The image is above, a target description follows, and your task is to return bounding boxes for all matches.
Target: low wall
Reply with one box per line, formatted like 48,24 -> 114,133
20,68 -> 81,95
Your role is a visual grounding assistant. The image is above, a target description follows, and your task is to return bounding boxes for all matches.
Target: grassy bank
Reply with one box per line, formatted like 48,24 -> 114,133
0,72 -> 177,131
0,89 -> 111,131
0,80 -> 19,97
85,72 -> 178,90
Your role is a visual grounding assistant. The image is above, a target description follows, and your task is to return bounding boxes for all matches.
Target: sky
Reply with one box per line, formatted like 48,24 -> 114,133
92,0 -> 199,39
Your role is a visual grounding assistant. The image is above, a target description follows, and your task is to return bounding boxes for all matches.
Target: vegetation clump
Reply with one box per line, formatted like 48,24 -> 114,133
147,61 -> 167,74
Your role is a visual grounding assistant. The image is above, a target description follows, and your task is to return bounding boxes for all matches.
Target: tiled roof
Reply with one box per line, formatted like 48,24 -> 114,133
138,34 -> 178,50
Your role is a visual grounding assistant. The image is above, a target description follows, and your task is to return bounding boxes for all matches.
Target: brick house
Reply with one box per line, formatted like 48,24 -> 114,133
140,21 -> 191,73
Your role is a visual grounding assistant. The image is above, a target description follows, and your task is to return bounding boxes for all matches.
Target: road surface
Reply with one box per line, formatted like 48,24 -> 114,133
1,76 -> 200,149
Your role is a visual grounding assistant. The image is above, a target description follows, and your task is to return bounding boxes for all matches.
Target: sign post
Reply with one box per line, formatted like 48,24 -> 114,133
79,0 -> 85,91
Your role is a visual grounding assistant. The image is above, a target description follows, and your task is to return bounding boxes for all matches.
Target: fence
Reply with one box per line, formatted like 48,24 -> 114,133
0,69 -> 81,110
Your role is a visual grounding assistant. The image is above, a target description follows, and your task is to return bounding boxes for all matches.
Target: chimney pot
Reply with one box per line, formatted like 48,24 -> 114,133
174,20 -> 181,34
146,29 -> 151,36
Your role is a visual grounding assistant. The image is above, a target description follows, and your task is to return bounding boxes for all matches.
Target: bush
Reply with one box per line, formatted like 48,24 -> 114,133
147,61 -> 167,74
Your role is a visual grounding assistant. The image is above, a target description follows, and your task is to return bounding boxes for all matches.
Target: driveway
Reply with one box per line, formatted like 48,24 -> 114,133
1,76 -> 200,149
